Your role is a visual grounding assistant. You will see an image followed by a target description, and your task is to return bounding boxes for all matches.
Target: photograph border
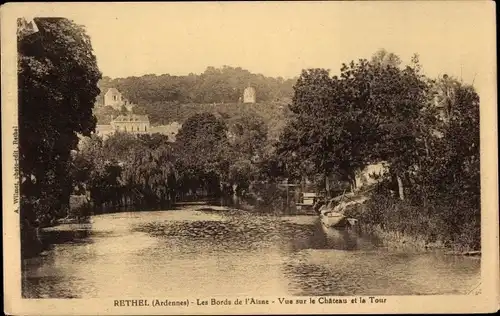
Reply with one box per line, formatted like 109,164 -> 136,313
2,2 -> 499,315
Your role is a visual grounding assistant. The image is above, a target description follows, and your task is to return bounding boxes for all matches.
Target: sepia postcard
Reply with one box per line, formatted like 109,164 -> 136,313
2,1 -> 499,315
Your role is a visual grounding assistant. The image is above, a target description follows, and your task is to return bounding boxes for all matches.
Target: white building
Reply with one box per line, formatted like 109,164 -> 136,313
103,88 -> 134,111
355,162 -> 389,190
93,118 -> 182,142
243,86 -> 256,103
111,114 -> 150,133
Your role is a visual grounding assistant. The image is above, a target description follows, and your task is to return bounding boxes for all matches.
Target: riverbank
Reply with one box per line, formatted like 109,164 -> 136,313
209,194 -> 481,256
343,193 -> 481,254
209,200 -> 481,256
352,223 -> 480,257
235,187 -> 481,255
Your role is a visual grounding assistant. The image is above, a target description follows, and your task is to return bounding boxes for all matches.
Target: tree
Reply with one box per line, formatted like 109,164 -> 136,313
277,51 -> 430,198
73,132 -> 178,210
370,48 -> 402,68
417,78 -> 480,205
226,111 -> 268,161
18,18 -> 101,232
361,55 -> 429,200
277,68 -> 367,195
102,132 -> 140,161
93,105 -> 121,124
121,141 -> 177,208
175,113 -> 231,196
226,111 -> 268,194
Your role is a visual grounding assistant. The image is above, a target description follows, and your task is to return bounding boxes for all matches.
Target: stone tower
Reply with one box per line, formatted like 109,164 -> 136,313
243,86 -> 256,103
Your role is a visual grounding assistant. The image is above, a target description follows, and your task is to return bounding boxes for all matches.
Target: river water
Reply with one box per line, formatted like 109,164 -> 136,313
22,206 -> 480,298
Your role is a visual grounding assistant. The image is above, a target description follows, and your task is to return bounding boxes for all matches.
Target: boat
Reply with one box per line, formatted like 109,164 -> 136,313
318,192 -> 368,229
319,198 -> 346,228
320,209 -> 346,228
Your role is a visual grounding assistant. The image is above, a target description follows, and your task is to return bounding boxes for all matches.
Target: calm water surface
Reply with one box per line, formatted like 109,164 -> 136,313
22,206 -> 480,298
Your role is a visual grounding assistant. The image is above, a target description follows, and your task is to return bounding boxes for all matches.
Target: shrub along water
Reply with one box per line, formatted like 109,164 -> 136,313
344,191 -> 480,252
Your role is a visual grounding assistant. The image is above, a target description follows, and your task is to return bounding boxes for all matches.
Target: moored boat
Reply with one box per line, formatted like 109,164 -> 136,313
318,193 -> 368,229
320,210 -> 346,228
318,198 -> 347,228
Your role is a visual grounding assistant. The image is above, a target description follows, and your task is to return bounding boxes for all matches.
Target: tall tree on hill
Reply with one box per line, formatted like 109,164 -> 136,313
18,17 -> 101,240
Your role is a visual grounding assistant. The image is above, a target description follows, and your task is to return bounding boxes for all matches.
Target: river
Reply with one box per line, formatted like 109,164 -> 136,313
22,205 -> 480,298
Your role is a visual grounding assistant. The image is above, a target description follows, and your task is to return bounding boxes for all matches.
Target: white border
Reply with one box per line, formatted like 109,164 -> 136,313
2,2 -> 499,315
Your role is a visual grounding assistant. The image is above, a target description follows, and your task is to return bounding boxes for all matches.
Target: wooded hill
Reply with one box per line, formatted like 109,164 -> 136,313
96,65 -> 296,105
94,66 -> 296,138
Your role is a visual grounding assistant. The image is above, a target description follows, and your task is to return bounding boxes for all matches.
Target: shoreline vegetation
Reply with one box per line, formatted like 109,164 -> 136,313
237,197 -> 480,255
343,191 -> 480,254
18,18 -> 480,260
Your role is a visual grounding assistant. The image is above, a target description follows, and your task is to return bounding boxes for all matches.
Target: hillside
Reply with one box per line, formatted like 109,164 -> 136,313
94,65 -> 296,140
96,65 -> 297,105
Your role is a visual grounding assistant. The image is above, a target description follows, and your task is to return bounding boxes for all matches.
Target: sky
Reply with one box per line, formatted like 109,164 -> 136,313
24,2 -> 495,90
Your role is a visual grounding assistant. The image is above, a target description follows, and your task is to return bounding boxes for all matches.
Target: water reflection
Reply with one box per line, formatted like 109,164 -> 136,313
22,207 -> 481,298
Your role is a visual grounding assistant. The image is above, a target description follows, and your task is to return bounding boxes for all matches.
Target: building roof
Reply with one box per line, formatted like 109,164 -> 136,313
105,88 -> 121,96
149,123 -> 182,135
112,114 -> 150,123
96,124 -> 114,132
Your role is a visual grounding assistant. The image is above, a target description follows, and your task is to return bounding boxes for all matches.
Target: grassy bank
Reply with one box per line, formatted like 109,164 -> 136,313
221,184 -> 480,254
344,193 -> 481,253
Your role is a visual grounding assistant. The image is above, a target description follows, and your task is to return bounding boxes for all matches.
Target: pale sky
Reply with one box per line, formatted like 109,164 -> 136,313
24,2 -> 495,90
